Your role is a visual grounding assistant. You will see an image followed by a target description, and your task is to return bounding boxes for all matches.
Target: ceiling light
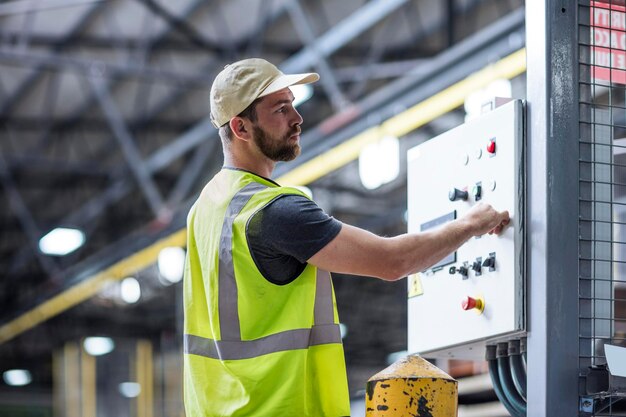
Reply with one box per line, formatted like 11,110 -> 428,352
358,135 -> 400,190
157,247 -> 186,284
3,369 -> 32,386
339,323 -> 348,339
118,382 -> 141,398
290,84 -> 313,107
83,337 -> 115,356
120,277 -> 141,304
38,227 -> 85,256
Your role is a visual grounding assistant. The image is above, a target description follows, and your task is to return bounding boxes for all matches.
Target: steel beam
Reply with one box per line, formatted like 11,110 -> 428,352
243,0 -> 276,56
334,59 -> 428,83
6,0 -> 281,273
446,0 -> 455,47
275,7 -> 525,175
0,153 -> 60,277
89,76 -> 164,216
15,7 -> 36,51
133,0 -> 224,55
91,0 -> 293,134
0,0 -> 104,16
65,7 -> 522,247
0,2 -> 105,116
165,140 -> 219,209
10,0 -> 393,271
2,6 -> 528,341
6,155 -> 110,178
286,0 -> 349,110
115,0 -> 414,172
138,0 -> 489,172
281,0 -> 409,72
8,0 -> 495,277
0,49 -> 214,87
27,0 -> 209,152
346,9 -> 405,99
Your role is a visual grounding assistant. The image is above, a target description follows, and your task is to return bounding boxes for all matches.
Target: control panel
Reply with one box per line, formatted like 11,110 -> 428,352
406,99 -> 524,359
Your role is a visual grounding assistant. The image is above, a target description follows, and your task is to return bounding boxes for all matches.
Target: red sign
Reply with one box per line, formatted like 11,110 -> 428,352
592,1 -> 626,84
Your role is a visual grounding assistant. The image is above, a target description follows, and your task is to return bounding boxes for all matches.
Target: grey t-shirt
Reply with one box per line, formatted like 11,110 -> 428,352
246,194 -> 342,285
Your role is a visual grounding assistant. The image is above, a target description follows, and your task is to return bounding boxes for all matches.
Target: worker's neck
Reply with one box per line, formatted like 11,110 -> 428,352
223,152 -> 275,180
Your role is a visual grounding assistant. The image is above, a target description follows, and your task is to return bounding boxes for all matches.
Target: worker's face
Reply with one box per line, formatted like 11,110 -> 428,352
251,88 -> 303,162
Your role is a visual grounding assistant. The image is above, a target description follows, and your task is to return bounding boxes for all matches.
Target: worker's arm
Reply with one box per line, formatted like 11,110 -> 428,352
307,202 -> 510,281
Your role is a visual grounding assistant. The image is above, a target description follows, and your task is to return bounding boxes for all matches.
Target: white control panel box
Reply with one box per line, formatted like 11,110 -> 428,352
406,99 -> 524,359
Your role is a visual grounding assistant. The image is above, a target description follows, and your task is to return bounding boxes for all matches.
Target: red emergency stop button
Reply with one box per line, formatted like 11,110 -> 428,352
461,296 -> 485,314
486,139 -> 496,154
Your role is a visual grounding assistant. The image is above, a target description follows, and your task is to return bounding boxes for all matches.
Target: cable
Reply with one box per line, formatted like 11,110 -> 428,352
508,340 -> 527,400
496,343 -> 526,416
486,345 -> 521,417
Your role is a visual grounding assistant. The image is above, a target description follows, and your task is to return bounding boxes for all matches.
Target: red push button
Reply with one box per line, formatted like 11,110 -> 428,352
486,139 -> 496,154
461,296 -> 485,313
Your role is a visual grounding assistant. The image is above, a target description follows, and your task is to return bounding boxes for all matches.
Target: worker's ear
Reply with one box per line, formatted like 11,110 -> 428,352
229,117 -> 252,142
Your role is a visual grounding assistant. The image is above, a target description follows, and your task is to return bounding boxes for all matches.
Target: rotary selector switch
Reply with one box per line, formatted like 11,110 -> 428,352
482,253 -> 496,272
448,187 -> 468,201
471,258 -> 482,276
448,265 -> 468,279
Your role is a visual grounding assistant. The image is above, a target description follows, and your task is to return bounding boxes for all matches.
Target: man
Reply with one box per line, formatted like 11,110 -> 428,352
183,58 -> 510,417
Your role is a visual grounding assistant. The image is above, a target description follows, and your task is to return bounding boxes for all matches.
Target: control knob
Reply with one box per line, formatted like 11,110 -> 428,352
448,266 -> 468,278
448,187 -> 468,201
482,254 -> 496,271
471,260 -> 482,275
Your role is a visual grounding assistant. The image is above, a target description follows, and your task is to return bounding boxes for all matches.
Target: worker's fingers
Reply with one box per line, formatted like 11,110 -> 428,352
489,215 -> 510,235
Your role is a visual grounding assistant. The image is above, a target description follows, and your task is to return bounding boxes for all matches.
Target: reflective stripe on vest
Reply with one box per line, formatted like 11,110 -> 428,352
218,181 -> 266,341
185,182 -> 341,360
184,323 -> 341,360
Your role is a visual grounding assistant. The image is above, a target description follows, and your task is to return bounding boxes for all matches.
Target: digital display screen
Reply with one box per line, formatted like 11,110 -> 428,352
420,211 -> 457,271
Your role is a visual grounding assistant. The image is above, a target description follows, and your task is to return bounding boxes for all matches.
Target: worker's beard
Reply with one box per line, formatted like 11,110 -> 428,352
253,125 -> 301,162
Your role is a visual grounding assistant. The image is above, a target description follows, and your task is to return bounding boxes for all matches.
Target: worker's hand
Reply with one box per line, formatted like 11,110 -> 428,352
461,202 -> 510,236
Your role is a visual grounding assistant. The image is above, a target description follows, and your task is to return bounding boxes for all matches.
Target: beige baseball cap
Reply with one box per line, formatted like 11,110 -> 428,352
210,58 -> 319,128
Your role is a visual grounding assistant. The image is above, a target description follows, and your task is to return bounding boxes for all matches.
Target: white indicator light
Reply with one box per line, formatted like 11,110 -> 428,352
39,227 -> 85,256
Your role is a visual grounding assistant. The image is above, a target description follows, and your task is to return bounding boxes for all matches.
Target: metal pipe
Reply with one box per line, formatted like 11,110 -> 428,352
0,0 -> 105,16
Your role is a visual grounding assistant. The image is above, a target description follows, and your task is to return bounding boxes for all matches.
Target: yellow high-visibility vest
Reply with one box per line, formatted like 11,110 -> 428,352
183,168 -> 350,417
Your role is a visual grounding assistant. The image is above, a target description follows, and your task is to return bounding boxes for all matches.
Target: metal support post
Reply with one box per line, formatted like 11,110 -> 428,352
525,0 -> 579,415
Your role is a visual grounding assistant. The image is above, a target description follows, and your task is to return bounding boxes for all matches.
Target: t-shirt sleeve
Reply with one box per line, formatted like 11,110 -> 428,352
247,194 -> 342,263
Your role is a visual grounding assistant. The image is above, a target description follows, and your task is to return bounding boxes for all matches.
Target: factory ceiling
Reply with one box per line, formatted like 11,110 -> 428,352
0,0 -> 525,400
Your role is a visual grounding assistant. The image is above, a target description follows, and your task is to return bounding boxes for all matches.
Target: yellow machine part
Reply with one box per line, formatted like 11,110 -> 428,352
366,355 -> 458,417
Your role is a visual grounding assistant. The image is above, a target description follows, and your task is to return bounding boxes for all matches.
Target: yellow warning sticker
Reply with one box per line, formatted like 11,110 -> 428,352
408,273 -> 424,298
